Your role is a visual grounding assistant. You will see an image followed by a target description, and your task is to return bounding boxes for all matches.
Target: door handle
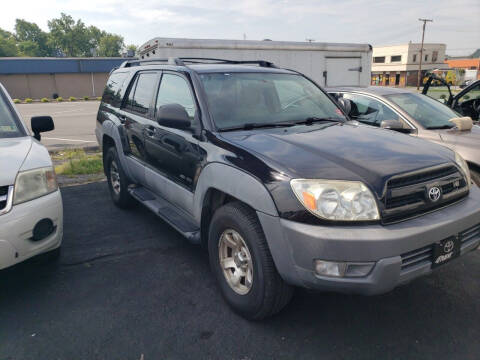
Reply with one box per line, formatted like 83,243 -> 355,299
146,125 -> 155,137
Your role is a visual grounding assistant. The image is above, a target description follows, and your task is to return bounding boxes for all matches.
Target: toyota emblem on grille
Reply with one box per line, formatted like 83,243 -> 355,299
428,186 -> 441,202
443,240 -> 454,253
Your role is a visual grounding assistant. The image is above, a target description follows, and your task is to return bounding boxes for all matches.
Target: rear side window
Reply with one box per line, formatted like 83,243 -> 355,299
124,72 -> 158,115
102,72 -> 128,107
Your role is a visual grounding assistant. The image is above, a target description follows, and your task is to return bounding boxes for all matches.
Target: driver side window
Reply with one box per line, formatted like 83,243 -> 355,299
342,93 -> 401,127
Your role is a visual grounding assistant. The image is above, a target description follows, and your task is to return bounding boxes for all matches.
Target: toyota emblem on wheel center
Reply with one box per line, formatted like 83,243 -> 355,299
428,186 -> 441,202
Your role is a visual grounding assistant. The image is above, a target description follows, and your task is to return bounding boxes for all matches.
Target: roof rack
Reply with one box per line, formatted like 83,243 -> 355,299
118,57 -> 276,68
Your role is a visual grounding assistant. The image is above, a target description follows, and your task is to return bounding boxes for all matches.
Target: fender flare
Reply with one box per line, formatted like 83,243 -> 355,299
100,120 -> 134,180
192,162 -> 278,222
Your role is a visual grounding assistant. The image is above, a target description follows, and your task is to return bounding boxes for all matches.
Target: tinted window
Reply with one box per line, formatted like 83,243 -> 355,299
199,73 -> 345,130
373,56 -> 385,63
156,74 -> 196,119
343,93 -> 401,127
125,72 -> 158,115
102,72 -> 128,107
0,92 -> 24,138
386,93 -> 459,129
390,55 -> 401,62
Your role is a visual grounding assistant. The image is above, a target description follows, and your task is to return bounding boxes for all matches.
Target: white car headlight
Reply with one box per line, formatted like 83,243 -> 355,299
13,167 -> 58,205
454,152 -> 471,188
290,179 -> 380,221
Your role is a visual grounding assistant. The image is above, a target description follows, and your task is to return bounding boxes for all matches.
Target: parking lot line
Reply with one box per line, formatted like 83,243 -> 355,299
42,137 -> 97,143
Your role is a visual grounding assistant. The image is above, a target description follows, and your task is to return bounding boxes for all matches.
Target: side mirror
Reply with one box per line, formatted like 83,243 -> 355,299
156,103 -> 191,129
31,116 -> 54,141
380,119 -> 411,133
337,97 -> 352,115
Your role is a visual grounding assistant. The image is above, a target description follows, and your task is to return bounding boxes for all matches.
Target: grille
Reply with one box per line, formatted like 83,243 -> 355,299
383,165 -> 468,224
400,223 -> 480,272
0,186 -> 8,211
459,224 -> 480,247
401,244 -> 433,271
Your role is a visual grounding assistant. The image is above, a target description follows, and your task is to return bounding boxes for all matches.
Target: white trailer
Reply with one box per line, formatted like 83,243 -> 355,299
138,38 -> 372,87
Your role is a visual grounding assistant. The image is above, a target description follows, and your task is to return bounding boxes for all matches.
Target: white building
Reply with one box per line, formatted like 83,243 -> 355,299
371,43 -> 446,86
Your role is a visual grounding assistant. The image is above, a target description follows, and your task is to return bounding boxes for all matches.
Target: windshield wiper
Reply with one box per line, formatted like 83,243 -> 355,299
426,124 -> 454,130
219,122 -> 296,132
293,117 -> 345,125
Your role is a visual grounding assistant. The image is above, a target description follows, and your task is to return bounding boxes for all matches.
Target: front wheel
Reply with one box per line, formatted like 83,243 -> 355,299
105,146 -> 133,208
208,202 -> 293,320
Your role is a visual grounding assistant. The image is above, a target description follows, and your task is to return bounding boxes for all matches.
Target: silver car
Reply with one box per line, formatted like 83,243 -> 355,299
328,86 -> 480,185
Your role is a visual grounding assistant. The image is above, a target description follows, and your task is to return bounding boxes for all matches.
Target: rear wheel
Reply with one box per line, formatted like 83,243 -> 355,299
105,146 -> 133,208
208,202 -> 293,320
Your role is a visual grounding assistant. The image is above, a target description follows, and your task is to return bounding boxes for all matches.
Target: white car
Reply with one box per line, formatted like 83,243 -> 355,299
0,83 -> 63,270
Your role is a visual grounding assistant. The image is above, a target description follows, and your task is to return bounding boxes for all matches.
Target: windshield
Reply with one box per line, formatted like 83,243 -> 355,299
0,92 -> 24,138
386,92 -> 459,129
199,72 -> 346,130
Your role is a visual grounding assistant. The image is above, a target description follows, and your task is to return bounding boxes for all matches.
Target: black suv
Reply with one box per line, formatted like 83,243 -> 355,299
96,58 -> 480,319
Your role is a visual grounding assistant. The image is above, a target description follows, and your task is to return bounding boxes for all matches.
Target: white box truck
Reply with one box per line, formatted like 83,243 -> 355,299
138,38 -> 372,87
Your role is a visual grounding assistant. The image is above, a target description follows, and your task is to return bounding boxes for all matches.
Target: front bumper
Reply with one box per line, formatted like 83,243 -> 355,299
0,190 -> 63,270
258,186 -> 480,295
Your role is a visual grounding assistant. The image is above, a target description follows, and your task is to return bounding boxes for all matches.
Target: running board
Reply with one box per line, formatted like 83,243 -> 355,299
129,187 -> 200,244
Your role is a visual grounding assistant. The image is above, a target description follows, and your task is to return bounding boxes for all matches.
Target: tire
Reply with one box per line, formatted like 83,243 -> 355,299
470,169 -> 480,187
105,146 -> 133,208
208,201 -> 293,320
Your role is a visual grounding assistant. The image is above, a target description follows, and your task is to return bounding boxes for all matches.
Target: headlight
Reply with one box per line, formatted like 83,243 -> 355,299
454,151 -> 471,188
13,167 -> 58,205
290,179 -> 380,221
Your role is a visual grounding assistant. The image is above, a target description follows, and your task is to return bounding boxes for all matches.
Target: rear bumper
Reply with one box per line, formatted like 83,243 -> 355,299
258,186 -> 480,295
0,190 -> 63,270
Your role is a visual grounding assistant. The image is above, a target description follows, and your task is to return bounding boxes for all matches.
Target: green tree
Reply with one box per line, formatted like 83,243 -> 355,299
15,19 -> 52,56
126,44 -> 137,56
97,34 -> 124,57
48,13 -> 91,56
0,28 -> 18,56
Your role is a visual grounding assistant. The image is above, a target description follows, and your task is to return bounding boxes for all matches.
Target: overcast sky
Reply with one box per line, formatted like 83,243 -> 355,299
2,0 -> 479,55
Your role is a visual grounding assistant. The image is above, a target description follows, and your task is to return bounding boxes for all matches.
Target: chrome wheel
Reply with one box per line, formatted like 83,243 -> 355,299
218,229 -> 253,295
110,160 -> 121,195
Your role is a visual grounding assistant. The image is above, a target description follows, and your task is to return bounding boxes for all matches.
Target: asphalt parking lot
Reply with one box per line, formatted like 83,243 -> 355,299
15,101 -> 99,150
1,181 -> 479,360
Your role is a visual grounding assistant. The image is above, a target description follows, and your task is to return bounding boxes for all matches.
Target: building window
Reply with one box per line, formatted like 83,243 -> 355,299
412,54 -> 417,62
391,55 -> 402,62
432,51 -> 438,62
424,54 -> 428,61
373,56 -> 385,63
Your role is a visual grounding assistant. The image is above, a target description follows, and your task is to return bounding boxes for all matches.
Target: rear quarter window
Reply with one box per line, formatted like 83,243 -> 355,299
102,72 -> 129,107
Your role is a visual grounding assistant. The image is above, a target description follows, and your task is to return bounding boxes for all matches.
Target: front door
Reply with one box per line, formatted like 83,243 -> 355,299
452,80 -> 480,120
144,72 -> 205,208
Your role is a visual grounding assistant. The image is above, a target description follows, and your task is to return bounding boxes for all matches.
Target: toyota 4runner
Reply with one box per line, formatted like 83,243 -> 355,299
96,58 -> 480,319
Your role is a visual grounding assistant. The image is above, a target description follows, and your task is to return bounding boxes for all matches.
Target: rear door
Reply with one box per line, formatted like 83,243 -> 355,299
119,71 -> 159,163
324,57 -> 362,87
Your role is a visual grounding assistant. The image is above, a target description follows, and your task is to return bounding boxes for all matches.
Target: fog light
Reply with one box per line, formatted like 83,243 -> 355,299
32,218 -> 55,241
314,260 -> 375,278
315,260 -> 347,277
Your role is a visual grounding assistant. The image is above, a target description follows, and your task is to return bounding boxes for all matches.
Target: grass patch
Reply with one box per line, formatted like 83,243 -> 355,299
54,149 -> 103,176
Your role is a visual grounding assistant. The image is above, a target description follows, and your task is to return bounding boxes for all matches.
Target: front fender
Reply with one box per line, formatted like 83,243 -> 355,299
192,162 -> 278,223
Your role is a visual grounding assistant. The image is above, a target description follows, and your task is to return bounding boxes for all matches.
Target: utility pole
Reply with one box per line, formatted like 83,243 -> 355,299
417,18 -> 433,90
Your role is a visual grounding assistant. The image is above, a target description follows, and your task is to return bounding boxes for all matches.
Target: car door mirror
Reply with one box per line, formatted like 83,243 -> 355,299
337,97 -> 352,115
31,116 -> 54,141
156,103 -> 191,130
380,119 -> 411,133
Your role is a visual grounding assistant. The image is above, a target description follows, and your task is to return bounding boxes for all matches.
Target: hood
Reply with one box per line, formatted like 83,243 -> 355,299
220,123 -> 455,196
0,137 -> 32,186
438,124 -> 480,164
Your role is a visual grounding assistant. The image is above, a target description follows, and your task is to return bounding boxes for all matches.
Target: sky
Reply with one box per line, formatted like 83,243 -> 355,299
1,0 -> 479,56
